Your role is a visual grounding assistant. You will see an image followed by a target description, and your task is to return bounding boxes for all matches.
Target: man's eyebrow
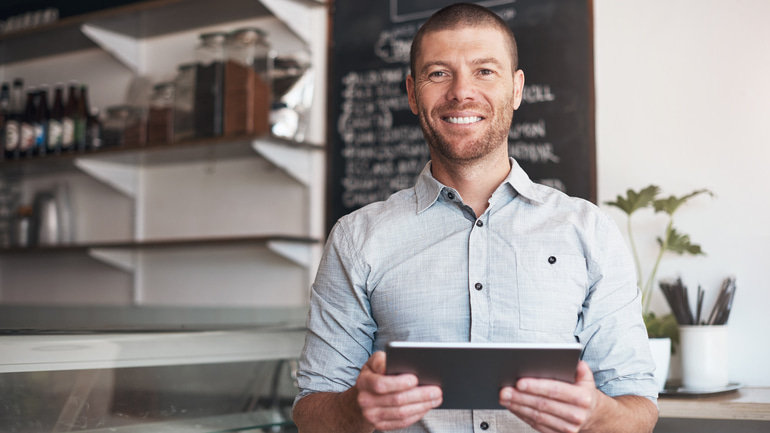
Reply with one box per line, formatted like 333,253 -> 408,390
419,57 -> 505,74
471,57 -> 504,67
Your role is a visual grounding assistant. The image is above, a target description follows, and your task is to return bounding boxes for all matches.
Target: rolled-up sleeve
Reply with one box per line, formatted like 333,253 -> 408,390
576,214 -> 658,404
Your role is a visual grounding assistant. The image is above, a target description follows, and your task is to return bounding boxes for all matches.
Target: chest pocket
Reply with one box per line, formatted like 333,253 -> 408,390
516,251 -> 588,334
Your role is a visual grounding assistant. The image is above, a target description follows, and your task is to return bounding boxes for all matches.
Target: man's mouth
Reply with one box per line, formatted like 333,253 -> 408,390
443,116 -> 483,125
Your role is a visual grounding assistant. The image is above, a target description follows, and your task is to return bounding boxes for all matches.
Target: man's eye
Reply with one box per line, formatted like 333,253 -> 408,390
429,71 -> 447,78
479,69 -> 494,75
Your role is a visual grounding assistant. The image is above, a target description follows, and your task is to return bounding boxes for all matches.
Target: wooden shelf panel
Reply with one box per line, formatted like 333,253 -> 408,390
0,234 -> 318,255
0,134 -> 323,177
0,0 -> 272,64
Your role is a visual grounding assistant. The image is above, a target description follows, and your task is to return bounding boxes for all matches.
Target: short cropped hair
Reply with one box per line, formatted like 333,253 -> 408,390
410,3 -> 519,76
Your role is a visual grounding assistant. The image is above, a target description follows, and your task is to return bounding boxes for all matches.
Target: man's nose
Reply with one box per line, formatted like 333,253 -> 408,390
446,72 -> 476,102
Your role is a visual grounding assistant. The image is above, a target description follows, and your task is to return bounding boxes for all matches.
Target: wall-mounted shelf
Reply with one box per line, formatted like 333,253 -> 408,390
0,235 -> 318,270
0,134 -> 323,183
0,0 -> 272,65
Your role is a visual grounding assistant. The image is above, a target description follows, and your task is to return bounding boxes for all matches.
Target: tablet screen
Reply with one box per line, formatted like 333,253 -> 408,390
385,341 -> 583,410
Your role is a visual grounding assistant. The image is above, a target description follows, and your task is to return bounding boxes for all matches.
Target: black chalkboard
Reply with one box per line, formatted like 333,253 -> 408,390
0,0 -> 149,21
327,0 -> 595,233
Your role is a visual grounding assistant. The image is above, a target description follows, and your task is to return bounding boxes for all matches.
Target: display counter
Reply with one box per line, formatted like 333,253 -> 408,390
0,326 -> 305,432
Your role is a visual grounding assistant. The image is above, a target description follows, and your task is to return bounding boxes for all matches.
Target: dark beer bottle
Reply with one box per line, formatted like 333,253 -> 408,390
61,82 -> 79,153
75,84 -> 90,152
0,83 -> 9,160
4,79 -> 25,159
34,86 -> 50,157
87,107 -> 102,150
47,84 -> 65,155
19,89 -> 37,158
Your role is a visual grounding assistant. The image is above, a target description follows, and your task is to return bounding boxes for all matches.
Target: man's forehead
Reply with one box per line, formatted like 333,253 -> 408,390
417,26 -> 513,67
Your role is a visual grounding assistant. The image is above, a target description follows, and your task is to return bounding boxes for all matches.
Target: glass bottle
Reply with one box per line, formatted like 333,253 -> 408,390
61,82 -> 79,153
173,63 -> 197,142
0,83 -> 9,160
19,89 -> 37,158
194,31 -> 226,138
4,79 -> 25,159
47,84 -> 65,155
34,86 -> 51,157
75,84 -> 90,152
87,107 -> 103,150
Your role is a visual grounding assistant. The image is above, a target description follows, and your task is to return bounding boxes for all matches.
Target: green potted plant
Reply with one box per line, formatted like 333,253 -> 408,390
605,185 -> 713,389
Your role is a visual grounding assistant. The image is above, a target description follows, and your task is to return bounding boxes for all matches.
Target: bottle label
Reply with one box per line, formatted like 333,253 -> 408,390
74,118 -> 87,145
34,123 -> 45,147
62,117 -> 74,148
4,120 -> 19,151
20,123 -> 35,151
48,119 -> 63,149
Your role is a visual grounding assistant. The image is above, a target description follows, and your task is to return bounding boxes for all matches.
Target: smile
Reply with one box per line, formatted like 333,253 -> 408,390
444,116 -> 483,125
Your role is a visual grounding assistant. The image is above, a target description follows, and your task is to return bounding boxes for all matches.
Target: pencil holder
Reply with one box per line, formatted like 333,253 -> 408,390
679,325 -> 729,390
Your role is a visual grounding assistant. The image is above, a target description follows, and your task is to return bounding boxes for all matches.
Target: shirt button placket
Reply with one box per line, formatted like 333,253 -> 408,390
468,214 -> 490,342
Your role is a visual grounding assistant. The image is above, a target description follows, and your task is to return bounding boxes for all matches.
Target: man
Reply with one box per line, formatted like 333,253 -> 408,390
293,3 -> 658,432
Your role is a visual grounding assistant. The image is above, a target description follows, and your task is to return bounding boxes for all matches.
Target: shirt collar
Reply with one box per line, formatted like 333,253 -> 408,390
415,158 -> 545,214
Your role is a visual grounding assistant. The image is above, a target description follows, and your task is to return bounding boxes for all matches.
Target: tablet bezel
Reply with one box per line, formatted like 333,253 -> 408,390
385,341 -> 583,410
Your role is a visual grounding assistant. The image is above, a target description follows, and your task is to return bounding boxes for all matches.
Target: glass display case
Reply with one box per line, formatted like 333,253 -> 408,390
0,326 -> 305,432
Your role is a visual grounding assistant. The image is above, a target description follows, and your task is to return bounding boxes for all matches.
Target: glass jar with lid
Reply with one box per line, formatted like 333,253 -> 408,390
102,105 -> 145,148
194,32 -> 226,138
226,27 -> 270,79
223,27 -> 271,136
173,63 -> 197,142
196,31 -> 227,65
147,82 -> 175,145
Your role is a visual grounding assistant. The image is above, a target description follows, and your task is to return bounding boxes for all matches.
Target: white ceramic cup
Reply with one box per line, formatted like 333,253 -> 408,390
679,325 -> 729,390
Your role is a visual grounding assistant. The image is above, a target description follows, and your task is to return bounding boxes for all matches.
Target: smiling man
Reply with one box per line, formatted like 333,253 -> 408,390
293,3 -> 658,432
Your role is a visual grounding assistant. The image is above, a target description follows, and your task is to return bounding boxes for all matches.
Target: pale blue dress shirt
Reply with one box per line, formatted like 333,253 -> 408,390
296,159 -> 657,432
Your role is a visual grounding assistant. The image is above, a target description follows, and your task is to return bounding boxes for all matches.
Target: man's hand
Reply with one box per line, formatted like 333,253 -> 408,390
499,360 -> 657,433
356,351 -> 443,431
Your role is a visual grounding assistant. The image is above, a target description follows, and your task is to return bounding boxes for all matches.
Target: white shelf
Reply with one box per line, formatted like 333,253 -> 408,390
0,327 -> 306,373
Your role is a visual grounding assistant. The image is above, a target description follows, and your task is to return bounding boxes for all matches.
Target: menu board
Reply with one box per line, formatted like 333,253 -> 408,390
0,0 -> 147,21
327,0 -> 595,232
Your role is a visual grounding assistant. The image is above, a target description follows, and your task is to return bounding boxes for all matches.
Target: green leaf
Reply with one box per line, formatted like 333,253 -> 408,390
644,312 -> 680,353
656,227 -> 706,256
653,189 -> 713,216
604,185 -> 660,215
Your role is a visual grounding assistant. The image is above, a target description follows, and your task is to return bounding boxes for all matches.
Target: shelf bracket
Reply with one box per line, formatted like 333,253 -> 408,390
260,0 -> 322,46
267,240 -> 312,268
88,248 -> 136,273
252,138 -> 315,186
74,159 -> 138,198
80,24 -> 142,73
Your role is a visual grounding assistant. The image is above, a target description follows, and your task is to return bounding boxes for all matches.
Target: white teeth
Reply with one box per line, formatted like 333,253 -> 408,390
445,116 -> 482,124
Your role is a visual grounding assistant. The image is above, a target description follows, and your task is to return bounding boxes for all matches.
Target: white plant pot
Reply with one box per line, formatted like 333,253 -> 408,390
648,337 -> 671,391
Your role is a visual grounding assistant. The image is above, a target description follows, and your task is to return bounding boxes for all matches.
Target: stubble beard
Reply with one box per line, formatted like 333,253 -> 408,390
417,99 -> 515,166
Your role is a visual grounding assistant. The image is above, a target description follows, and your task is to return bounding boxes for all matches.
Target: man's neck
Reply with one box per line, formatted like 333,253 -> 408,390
430,152 -> 511,217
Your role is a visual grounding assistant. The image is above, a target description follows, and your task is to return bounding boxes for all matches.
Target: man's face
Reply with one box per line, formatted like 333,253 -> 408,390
407,26 -> 524,165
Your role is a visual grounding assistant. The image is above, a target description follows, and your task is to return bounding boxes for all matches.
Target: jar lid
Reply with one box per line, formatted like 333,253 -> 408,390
199,31 -> 228,42
229,27 -> 267,39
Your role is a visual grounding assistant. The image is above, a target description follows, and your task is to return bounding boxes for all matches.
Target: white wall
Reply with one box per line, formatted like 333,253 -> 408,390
594,0 -> 770,386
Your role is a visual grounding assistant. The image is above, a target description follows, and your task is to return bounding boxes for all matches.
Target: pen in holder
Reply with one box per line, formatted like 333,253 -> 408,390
660,277 -> 736,390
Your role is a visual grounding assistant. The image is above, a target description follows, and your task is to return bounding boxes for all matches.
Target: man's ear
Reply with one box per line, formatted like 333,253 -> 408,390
512,69 -> 525,110
406,74 -> 419,115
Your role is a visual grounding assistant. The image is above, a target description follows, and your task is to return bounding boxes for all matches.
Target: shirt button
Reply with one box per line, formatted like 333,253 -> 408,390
548,256 -> 557,264
480,421 -> 489,430
476,220 -> 483,227
447,192 -> 455,200
475,283 -> 483,291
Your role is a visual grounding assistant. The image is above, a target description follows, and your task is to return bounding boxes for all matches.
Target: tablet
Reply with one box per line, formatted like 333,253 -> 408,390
385,341 -> 583,410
